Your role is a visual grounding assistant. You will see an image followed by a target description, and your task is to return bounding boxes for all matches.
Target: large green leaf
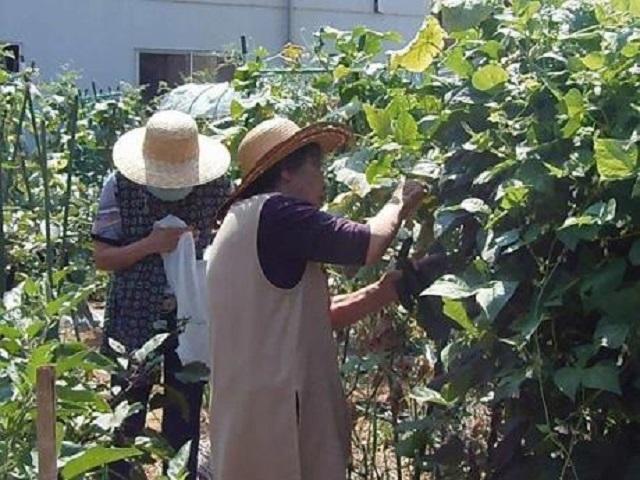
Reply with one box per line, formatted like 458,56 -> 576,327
61,447 -> 142,479
167,441 -> 192,480
594,317 -> 630,349
554,367 -> 581,401
472,64 -> 509,91
393,112 -> 418,145
421,275 -> 478,299
363,104 -> 392,138
410,386 -> 453,407
441,0 -> 493,32
445,47 -> 474,78
442,298 -> 479,336
475,281 -> 518,321
389,16 -> 445,72
582,363 -> 621,395
594,138 -> 638,180
612,0 -> 640,17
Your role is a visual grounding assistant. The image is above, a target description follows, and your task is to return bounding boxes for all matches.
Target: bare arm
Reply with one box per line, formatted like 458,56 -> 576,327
329,271 -> 400,330
93,227 -> 187,272
364,180 -> 425,265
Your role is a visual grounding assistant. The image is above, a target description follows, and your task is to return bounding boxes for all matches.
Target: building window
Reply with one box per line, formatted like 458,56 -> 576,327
138,50 -> 231,100
2,44 -> 21,72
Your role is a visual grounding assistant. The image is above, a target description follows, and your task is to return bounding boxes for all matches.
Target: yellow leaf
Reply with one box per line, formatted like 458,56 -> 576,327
281,43 -> 304,63
333,65 -> 351,81
389,16 -> 446,73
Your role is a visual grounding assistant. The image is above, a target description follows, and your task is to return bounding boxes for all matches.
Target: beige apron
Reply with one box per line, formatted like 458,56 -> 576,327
205,194 -> 350,480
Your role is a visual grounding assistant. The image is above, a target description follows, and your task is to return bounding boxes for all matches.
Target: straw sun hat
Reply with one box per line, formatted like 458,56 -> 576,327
231,117 -> 353,201
113,110 -> 230,188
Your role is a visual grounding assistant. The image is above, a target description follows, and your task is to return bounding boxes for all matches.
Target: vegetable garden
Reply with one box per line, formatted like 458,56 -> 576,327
2,0 -> 640,478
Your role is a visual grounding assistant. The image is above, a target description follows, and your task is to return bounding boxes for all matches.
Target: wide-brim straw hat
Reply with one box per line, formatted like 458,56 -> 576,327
113,110 -> 230,188
229,117 -> 353,204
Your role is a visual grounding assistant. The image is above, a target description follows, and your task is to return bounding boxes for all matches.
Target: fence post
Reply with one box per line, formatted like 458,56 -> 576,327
36,365 -> 57,480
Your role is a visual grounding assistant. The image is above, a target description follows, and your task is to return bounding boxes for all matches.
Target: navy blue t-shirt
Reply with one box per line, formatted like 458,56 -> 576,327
257,194 -> 371,288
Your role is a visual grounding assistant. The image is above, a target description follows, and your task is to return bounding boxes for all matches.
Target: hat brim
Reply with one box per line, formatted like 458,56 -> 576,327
223,123 -> 352,212
113,127 -> 231,188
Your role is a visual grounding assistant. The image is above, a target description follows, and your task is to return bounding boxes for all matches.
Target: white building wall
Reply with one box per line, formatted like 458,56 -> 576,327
0,0 -> 429,88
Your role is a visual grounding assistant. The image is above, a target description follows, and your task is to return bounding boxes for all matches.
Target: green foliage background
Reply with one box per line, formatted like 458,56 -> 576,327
2,0 -> 640,478
224,0 -> 640,478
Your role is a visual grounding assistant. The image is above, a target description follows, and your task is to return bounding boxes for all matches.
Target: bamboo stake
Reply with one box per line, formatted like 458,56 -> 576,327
60,92 -> 79,270
36,365 -> 57,480
26,82 -> 42,162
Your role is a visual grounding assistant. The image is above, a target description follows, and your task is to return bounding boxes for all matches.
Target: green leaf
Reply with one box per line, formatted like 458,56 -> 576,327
393,112 -> 418,145
58,386 -> 110,412
421,275 -> 477,299
167,441 -> 192,480
229,100 -> 245,121
480,40 -> 501,59
365,156 -> 392,184
61,447 -> 142,479
554,367 -> 581,401
441,0 -> 493,32
498,184 -> 530,210
389,16 -> 445,73
594,138 -> 638,180
621,42 -> 640,58
333,64 -> 351,81
563,89 -> 584,118
445,47 -> 474,78
56,351 -> 89,375
475,281 -> 518,321
594,317 -> 630,349
442,298 -> 478,336
472,64 -> 509,91
410,386 -> 453,407
582,363 -> 621,395
26,343 -> 56,384
133,333 -> 170,364
363,104 -> 392,138
582,52 -> 606,70
612,0 -> 640,17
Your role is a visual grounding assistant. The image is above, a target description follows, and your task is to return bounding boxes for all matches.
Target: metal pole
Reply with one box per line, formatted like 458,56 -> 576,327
287,0 -> 292,43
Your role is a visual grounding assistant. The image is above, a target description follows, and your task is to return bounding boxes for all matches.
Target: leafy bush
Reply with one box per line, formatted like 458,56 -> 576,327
225,1 -> 640,477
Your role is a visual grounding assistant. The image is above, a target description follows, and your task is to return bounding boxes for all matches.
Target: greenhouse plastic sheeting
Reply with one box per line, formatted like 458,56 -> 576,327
157,82 -> 238,120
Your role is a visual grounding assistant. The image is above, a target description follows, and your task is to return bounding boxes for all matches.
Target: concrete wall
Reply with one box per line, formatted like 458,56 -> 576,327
0,0 -> 429,88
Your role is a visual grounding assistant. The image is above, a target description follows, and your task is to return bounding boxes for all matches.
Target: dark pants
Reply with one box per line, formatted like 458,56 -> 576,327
108,316 -> 204,479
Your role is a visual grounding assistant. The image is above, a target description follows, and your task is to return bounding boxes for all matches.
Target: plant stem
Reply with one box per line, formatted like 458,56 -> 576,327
13,85 -> 32,206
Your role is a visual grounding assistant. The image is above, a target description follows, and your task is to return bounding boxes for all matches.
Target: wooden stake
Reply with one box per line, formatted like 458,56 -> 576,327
36,365 -> 57,480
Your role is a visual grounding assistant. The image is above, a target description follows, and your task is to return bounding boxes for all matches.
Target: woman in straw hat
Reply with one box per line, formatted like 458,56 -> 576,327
205,117 -> 426,480
91,110 -> 231,478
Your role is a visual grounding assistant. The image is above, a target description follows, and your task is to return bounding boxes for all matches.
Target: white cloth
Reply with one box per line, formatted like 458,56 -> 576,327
154,215 -> 210,367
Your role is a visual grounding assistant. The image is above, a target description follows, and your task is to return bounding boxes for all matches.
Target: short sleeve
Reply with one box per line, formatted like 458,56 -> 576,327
257,194 -> 370,288
91,172 -> 124,245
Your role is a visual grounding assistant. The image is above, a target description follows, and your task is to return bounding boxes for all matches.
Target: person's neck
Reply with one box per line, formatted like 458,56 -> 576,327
272,183 -> 300,200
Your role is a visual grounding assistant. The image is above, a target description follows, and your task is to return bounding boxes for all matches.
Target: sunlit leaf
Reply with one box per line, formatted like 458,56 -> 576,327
472,64 -> 509,91
389,16 -> 446,72
594,138 -> 638,180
